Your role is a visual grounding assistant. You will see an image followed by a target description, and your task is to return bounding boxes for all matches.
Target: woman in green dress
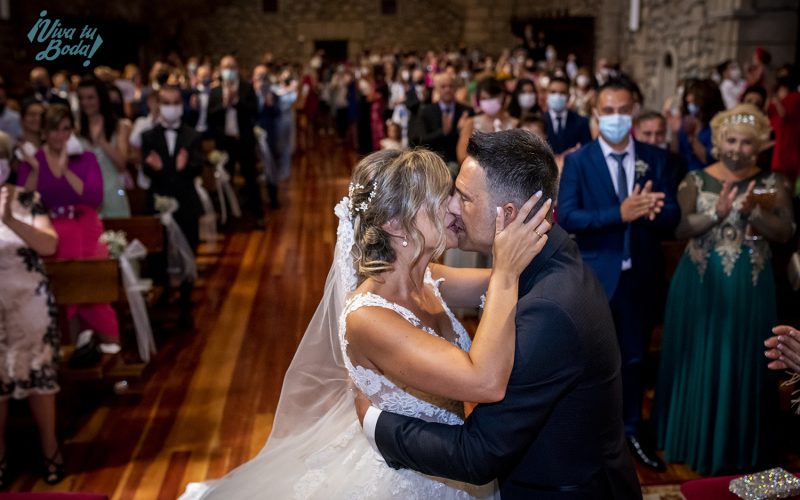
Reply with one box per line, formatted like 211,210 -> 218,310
77,75 -> 131,219
656,104 -> 795,475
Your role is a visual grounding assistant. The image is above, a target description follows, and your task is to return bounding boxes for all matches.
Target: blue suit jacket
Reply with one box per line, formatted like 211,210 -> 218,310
374,226 -> 642,499
557,139 -> 680,299
543,110 -> 593,154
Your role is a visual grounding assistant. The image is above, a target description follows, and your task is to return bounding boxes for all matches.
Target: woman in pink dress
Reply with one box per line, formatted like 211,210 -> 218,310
17,104 -> 119,343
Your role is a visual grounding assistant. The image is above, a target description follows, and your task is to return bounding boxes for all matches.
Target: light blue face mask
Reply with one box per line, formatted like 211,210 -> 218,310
687,102 -> 699,116
547,93 -> 567,112
221,68 -> 238,82
597,114 -> 632,144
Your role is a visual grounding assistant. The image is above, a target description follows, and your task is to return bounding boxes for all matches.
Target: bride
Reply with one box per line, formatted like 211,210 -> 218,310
185,148 -> 552,499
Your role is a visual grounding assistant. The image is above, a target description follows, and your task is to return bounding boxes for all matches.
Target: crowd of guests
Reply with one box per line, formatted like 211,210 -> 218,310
0,28 -> 797,487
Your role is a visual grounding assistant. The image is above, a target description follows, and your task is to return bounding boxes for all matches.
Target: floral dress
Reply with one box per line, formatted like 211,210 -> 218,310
0,189 -> 59,399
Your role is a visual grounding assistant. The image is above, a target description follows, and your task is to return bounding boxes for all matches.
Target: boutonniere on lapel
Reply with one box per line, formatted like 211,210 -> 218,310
634,159 -> 650,179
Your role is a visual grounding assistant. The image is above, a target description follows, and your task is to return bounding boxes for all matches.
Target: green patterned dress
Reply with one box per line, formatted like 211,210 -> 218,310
656,169 -> 794,475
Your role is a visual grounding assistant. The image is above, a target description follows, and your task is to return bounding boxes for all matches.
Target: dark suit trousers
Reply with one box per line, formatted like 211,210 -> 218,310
609,269 -> 652,435
219,135 -> 264,219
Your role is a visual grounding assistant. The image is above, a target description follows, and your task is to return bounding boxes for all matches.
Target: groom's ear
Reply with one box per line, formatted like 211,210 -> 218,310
502,202 -> 518,225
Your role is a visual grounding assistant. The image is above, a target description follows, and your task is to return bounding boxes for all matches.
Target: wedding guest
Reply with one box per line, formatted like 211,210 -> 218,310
0,131 -> 64,486
767,68 -> 800,188
542,76 -> 592,155
456,77 -> 516,163
718,60 -> 746,109
656,104 -> 794,475
634,110 -> 687,193
507,78 -> 539,120
417,73 -> 472,167
209,55 -> 264,226
559,78 -> 680,472
670,79 -> 725,172
28,67 -> 69,108
16,99 -> 45,153
77,76 -> 131,218
141,86 -> 203,329
16,104 -> 120,344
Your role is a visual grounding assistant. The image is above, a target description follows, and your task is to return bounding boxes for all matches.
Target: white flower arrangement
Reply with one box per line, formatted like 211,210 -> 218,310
208,149 -> 228,167
634,159 -> 650,179
154,194 -> 180,214
100,230 -> 128,259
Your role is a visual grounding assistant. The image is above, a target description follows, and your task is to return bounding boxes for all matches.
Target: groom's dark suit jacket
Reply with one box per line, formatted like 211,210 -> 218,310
374,225 -> 642,499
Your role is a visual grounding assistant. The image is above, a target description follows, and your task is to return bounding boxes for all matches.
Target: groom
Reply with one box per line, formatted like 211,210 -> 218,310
356,129 -> 642,499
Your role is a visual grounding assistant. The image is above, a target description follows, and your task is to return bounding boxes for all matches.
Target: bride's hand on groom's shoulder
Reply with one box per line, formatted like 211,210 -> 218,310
492,192 -> 553,277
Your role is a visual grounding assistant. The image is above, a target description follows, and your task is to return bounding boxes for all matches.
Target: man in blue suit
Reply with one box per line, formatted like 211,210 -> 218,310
543,75 -> 592,155
558,79 -> 680,471
357,130 -> 642,499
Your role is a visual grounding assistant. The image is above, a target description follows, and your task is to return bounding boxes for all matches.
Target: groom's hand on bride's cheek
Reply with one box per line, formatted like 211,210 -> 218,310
354,389 -> 371,427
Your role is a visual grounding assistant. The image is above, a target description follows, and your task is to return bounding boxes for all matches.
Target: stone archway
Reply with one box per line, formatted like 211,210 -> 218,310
654,47 -> 678,112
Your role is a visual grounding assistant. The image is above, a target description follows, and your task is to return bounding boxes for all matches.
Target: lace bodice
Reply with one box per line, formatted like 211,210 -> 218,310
339,268 -> 471,425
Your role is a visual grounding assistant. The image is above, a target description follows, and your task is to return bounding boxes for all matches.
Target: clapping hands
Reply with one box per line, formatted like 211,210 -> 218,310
620,181 -> 665,222
145,151 -> 163,171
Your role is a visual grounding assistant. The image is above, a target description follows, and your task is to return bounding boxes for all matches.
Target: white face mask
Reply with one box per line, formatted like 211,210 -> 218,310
0,159 -> 10,184
576,75 -> 590,88
160,104 -> 183,125
400,70 -> 410,82
479,97 -> 502,116
729,68 -> 742,81
517,92 -> 536,110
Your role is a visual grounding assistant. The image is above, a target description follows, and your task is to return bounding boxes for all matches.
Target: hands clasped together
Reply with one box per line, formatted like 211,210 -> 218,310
620,180 -> 665,223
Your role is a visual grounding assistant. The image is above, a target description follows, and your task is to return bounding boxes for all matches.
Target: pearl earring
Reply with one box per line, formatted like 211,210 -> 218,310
402,237 -> 408,247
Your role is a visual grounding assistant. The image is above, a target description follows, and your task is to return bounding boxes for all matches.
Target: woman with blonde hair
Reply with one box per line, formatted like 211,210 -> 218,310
187,148 -> 552,499
656,104 -> 795,474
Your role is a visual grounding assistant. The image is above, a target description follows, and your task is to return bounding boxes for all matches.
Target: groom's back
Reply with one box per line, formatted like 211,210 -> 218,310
504,225 -> 641,499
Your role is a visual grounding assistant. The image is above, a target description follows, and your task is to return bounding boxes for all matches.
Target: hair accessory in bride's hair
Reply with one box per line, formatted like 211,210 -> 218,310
347,181 -> 378,216
722,113 -> 756,127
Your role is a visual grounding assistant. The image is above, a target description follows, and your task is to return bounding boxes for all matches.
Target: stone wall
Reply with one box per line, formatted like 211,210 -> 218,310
621,0 -> 798,110
177,0 -> 464,69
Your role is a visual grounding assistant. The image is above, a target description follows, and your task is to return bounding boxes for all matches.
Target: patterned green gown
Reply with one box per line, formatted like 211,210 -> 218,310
656,169 -> 794,475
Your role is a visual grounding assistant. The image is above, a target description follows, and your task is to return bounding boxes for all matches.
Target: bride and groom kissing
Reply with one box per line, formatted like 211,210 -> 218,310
188,129 -> 642,499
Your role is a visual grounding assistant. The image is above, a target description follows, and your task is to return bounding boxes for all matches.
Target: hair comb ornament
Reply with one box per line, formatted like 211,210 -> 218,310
723,113 -> 756,127
347,181 -> 379,216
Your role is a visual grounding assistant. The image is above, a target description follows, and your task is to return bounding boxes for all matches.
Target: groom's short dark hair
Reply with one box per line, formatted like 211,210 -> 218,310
466,129 -> 559,216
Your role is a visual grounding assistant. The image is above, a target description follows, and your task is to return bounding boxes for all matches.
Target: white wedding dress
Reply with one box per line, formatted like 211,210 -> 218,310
183,198 -> 497,499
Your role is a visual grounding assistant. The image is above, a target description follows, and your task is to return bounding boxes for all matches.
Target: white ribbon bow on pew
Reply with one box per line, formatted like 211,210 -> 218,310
119,239 -> 157,363
212,151 -> 241,224
155,196 -> 198,283
194,177 -> 219,252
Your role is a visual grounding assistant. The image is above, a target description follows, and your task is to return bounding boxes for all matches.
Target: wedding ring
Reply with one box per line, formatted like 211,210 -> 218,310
534,229 -> 543,238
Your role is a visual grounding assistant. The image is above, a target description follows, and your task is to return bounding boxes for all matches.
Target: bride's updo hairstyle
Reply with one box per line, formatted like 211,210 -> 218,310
349,149 -> 452,282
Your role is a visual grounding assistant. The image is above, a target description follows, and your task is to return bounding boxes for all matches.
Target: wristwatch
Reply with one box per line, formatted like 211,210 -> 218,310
710,211 -> 720,223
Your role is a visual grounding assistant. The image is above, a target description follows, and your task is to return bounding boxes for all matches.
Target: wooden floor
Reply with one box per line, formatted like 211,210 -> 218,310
4,133 -> 795,497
